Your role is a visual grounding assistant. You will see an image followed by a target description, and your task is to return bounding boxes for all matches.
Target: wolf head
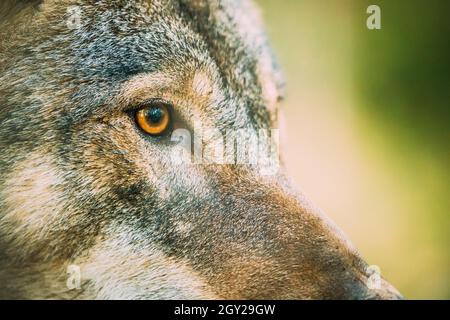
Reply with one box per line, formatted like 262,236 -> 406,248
0,0 -> 402,299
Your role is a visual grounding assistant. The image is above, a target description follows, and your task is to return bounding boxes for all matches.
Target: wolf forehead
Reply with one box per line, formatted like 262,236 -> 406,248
1,0 -> 284,124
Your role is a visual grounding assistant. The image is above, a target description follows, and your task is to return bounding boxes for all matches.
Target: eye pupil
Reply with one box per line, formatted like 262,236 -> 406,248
146,106 -> 164,124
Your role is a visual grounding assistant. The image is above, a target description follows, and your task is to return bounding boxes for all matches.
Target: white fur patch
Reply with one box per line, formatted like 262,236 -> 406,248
192,71 -> 213,97
78,232 -> 218,299
0,151 -> 65,240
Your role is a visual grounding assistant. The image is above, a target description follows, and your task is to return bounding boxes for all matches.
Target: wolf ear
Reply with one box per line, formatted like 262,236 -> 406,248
0,0 -> 42,23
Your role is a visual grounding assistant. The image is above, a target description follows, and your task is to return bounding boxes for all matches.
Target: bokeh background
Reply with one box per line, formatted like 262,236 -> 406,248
257,0 -> 449,299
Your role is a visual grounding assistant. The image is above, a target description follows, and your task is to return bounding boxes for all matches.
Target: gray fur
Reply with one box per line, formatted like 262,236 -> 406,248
0,0 -> 402,299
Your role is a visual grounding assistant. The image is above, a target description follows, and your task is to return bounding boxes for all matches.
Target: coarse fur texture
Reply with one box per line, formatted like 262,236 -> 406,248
0,0 -> 402,299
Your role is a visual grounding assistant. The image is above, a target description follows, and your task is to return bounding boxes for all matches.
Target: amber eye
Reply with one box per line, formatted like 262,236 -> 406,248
135,101 -> 171,136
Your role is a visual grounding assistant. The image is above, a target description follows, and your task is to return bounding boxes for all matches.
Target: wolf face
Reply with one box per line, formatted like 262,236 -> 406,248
0,0 -> 402,299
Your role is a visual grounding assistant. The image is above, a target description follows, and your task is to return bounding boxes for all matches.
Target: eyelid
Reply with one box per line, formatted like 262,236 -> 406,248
117,73 -> 199,135
126,97 -> 173,113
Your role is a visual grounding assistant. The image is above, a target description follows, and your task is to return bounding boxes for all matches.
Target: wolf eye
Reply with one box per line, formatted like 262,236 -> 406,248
135,101 -> 171,136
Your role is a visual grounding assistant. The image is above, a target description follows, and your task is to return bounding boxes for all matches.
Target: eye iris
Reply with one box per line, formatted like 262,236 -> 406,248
135,102 -> 171,136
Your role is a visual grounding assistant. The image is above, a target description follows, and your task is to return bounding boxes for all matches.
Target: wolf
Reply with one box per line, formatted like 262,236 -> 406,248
0,0 -> 402,299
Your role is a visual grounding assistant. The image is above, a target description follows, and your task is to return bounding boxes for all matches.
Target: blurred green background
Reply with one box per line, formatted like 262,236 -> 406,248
257,0 -> 449,299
